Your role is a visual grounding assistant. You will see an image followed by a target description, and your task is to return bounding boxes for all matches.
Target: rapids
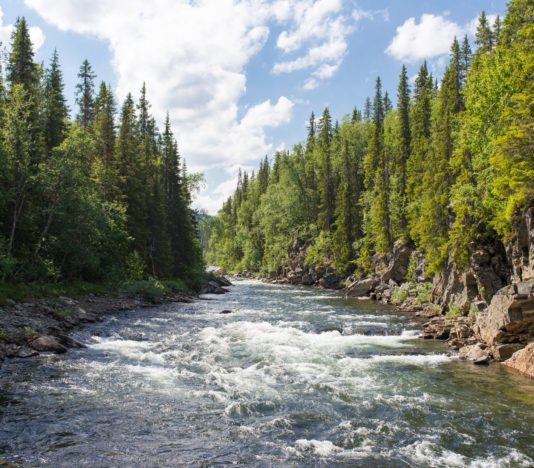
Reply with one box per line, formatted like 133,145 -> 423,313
1,279 -> 533,466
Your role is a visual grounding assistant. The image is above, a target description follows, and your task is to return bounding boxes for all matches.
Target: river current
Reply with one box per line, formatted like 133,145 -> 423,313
1,279 -> 533,466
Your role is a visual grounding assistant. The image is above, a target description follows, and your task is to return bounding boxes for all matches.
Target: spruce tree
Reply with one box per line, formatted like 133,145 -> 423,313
43,49 -> 68,154
75,59 -> 96,130
317,107 -> 334,231
396,65 -> 411,236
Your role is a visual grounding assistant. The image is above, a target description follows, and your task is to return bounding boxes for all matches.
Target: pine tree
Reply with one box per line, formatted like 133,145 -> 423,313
406,62 -> 433,243
43,49 -> 68,154
475,11 -> 493,54
317,107 -> 334,231
6,18 -> 38,91
93,82 -> 116,167
396,65 -> 411,236
75,60 -> 96,130
460,36 -> 472,87
364,97 -> 372,120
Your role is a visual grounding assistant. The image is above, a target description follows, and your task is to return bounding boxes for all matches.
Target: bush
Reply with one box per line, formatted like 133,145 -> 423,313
446,303 -> 463,318
415,282 -> 432,304
391,285 -> 409,305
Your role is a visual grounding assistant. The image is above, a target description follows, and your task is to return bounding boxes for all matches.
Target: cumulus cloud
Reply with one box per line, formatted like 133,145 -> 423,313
272,1 -> 386,90
0,6 -> 45,51
386,13 -> 498,63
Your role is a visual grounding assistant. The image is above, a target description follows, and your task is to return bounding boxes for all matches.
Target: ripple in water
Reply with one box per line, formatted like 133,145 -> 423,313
1,279 -> 533,467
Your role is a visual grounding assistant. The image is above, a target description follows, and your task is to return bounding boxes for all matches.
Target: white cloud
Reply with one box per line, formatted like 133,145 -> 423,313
0,6 -> 45,51
386,13 -> 499,63
386,14 -> 462,62
24,1 -> 291,164
272,1 -> 386,90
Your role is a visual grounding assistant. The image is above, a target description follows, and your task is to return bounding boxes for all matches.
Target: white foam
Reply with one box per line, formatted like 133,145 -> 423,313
293,439 -> 343,457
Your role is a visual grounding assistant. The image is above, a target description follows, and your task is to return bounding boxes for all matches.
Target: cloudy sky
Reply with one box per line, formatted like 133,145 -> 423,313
1,0 -> 506,213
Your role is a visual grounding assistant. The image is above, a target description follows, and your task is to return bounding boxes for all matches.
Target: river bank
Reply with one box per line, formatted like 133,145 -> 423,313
0,277 -> 232,366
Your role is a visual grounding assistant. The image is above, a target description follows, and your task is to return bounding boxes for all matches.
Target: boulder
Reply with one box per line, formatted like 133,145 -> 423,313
216,276 -> 233,287
346,278 -> 377,297
287,270 -> 303,285
28,335 -> 67,354
458,343 -> 490,363
301,272 -> 316,286
477,279 -> 534,345
220,310 -> 233,314
492,343 -> 525,362
319,272 -> 342,290
504,342 -> 534,378
202,281 -> 229,294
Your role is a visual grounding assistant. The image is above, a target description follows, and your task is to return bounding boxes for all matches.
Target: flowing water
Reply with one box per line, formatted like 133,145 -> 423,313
1,279 -> 534,467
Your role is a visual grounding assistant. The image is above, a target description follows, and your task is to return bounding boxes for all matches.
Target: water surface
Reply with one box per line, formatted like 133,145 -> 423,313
1,279 -> 533,466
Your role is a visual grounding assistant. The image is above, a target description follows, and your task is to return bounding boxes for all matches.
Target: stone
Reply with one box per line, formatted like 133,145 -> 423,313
477,280 -> 534,345
380,240 -> 411,284
506,199 -> 534,282
504,342 -> 534,378
301,273 -> 316,286
317,326 -> 343,334
28,335 -> 67,354
346,278 -> 377,297
287,270 -> 303,285
492,343 -> 525,362
319,272 -> 341,290
220,310 -> 233,314
458,344 -> 490,362
4,299 -> 16,307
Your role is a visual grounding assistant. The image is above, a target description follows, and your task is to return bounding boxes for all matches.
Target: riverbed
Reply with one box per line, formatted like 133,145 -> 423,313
1,279 -> 533,466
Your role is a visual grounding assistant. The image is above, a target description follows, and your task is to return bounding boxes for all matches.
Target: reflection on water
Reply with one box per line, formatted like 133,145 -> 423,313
0,279 -> 533,467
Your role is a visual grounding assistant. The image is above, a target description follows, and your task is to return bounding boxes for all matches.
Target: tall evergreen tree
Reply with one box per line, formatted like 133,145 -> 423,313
317,107 -> 334,231
75,60 -> 96,130
43,49 -> 68,154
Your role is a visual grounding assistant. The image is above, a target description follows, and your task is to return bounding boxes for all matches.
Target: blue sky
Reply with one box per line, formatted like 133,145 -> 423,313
1,0 -> 507,213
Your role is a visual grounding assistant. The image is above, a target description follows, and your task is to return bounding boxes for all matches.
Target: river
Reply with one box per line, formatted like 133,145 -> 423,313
1,279 -> 533,466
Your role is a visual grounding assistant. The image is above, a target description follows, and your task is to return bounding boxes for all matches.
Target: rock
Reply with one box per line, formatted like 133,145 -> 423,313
301,272 -> 316,286
220,310 -> 233,314
4,298 -> 16,307
16,346 -> 39,358
202,281 -> 229,294
458,343 -> 490,362
473,355 -> 490,365
477,279 -> 534,345
216,276 -> 233,287
421,316 -> 451,340
346,278 -> 377,297
28,335 -> 67,354
504,342 -> 534,378
59,296 -> 76,306
506,198 -> 534,282
55,333 -> 86,349
319,272 -> 341,290
492,343 -> 525,362
317,326 -> 343,334
287,270 -> 303,285
380,240 -> 411,284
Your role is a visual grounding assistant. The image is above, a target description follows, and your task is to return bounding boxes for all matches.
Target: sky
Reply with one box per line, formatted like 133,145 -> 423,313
0,0 -> 507,214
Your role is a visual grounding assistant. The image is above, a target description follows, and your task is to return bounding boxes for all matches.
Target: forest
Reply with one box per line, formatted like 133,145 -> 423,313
206,1 -> 533,283
0,18 -> 204,294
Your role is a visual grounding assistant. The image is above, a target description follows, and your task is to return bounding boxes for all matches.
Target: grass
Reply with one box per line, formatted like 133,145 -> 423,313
0,274 -> 201,306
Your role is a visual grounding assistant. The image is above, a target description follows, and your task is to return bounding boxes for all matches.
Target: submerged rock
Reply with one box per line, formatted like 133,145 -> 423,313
220,310 -> 233,314
504,342 -> 534,378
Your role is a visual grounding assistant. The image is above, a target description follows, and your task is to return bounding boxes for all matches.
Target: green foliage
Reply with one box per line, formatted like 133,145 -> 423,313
391,284 -> 410,305
205,0 -> 532,299
0,18 -> 204,293
446,303 -> 463,318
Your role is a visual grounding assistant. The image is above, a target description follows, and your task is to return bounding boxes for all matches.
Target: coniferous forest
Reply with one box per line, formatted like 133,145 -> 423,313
0,18 -> 203,292
207,3 -> 533,283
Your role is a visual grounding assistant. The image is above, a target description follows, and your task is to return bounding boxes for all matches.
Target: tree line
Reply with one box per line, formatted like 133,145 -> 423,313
0,18 -> 203,286
207,1 -> 533,280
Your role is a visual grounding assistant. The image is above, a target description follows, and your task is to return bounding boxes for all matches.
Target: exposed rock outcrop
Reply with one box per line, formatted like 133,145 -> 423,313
476,279 -> 534,345
504,343 -> 534,378
380,240 -> 411,284
507,199 -> 534,282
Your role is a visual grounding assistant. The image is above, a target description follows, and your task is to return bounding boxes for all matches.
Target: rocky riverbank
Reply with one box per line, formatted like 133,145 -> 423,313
234,201 -> 534,379
0,276 -> 233,367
